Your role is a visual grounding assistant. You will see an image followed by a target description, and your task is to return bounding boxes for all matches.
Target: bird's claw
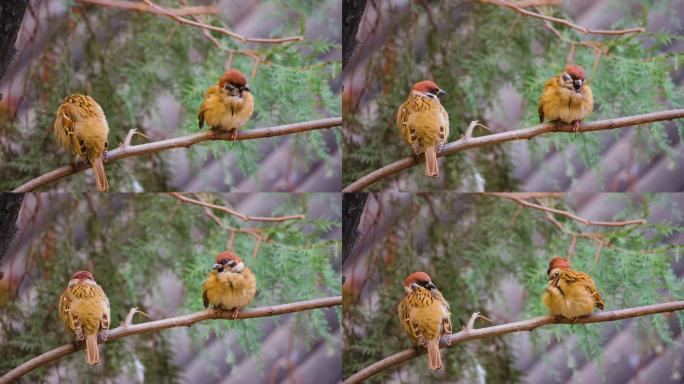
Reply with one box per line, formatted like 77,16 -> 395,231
230,129 -> 238,141
230,308 -> 239,320
212,307 -> 223,319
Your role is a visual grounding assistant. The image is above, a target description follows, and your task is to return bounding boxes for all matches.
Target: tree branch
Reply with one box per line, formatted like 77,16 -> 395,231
0,296 -> 342,383
342,109 -> 684,192
75,0 -> 219,16
139,0 -> 303,44
168,192 -> 305,222
488,193 -> 647,227
344,300 -> 684,384
480,0 -> 645,36
13,117 -> 341,192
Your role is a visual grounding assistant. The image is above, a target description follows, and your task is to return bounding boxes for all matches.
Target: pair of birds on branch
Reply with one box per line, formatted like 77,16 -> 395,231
53,69 -> 255,191
58,251 -> 256,365
397,64 -> 594,177
399,257 -> 604,370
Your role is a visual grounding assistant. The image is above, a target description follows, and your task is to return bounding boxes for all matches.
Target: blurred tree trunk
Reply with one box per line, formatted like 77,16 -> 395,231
0,0 -> 29,99
342,192 -> 367,281
342,0 -> 366,69
0,193 -> 24,273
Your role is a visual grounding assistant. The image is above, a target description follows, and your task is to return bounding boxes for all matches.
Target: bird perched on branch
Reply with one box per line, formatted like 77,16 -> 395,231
397,80 -> 449,177
202,251 -> 257,319
398,271 -> 452,370
198,69 -> 254,140
58,271 -> 110,365
54,94 -> 110,192
542,257 -> 604,321
538,64 -> 593,133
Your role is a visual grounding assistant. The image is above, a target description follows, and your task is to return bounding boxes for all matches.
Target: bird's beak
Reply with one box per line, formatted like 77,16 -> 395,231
573,79 -> 583,91
212,263 -> 222,270
437,89 -> 446,97
426,282 -> 436,290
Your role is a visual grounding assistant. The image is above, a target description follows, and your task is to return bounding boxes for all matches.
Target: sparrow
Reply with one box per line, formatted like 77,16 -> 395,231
398,271 -> 452,370
58,271 -> 110,365
538,64 -> 594,133
54,94 -> 110,192
198,69 -> 254,140
202,251 -> 257,319
397,80 -> 449,177
542,257 -> 604,321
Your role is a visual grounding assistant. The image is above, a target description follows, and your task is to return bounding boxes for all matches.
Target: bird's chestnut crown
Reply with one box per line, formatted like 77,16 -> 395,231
564,64 -> 585,80
219,69 -> 250,95
547,257 -> 571,276
560,64 -> 586,92
71,271 -> 95,281
213,251 -> 245,273
404,271 -> 437,291
411,80 -> 446,99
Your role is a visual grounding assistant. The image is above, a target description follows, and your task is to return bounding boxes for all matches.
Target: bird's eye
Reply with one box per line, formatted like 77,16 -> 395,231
227,260 -> 237,267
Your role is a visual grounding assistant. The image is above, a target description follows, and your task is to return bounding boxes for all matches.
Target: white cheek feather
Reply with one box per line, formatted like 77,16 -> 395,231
234,262 -> 245,272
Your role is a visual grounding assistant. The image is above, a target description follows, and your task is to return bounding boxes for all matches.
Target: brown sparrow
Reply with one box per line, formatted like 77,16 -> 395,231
397,80 -> 449,177
54,94 -> 110,191
198,69 -> 255,140
538,64 -> 594,133
398,271 -> 452,370
58,271 -> 110,364
542,257 -> 604,321
202,251 -> 257,319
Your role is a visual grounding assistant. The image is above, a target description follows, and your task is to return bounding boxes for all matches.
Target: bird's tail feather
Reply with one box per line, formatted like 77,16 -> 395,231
92,156 -> 109,192
85,334 -> 100,365
424,146 -> 439,177
426,339 -> 442,370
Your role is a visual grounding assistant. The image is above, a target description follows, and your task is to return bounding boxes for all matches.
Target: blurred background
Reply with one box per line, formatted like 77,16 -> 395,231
0,192 -> 341,383
343,192 -> 684,383
342,0 -> 684,192
0,0 -> 341,192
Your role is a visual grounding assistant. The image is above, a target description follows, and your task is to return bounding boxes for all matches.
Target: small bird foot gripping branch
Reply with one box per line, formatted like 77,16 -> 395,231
343,300 -> 684,384
0,296 -> 341,384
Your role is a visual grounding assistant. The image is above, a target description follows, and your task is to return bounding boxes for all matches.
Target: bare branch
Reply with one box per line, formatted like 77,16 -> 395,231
14,117 -> 341,192
480,0 -> 645,36
140,0 -> 303,44
75,0 -> 219,16
168,192 -> 305,222
0,296 -> 342,383
489,193 -> 647,227
342,110 -> 684,192
344,300 -> 684,384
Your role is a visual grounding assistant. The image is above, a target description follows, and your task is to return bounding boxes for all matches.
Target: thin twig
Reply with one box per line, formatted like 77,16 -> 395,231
140,0 -> 303,44
491,193 -> 646,227
344,300 -> 684,383
168,192 -> 305,222
76,0 -> 219,16
342,110 -> 684,192
14,117 -> 341,192
481,0 -> 645,36
0,296 -> 342,383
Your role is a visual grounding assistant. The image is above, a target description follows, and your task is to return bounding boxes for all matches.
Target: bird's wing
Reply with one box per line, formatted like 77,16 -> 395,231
94,284 -> 111,339
202,289 -> 209,309
54,101 -> 85,156
438,104 -> 449,148
198,85 -> 219,129
59,287 -> 85,340
398,297 -> 420,340
563,269 -> 604,309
